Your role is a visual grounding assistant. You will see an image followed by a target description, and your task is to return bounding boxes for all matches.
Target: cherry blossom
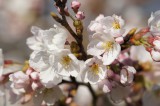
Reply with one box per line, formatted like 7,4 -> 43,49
148,10 -> 160,36
81,57 -> 107,84
27,25 -> 68,51
88,14 -> 125,37
87,32 -> 121,65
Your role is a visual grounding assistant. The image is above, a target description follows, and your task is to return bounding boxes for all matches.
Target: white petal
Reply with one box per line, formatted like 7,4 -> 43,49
151,50 -> 160,62
87,39 -> 105,56
39,67 -> 62,88
29,51 -> 50,72
102,43 -> 121,65
86,69 -> 100,84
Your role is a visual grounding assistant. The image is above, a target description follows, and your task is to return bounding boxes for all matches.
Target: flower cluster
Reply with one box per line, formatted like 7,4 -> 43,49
0,0 -> 160,106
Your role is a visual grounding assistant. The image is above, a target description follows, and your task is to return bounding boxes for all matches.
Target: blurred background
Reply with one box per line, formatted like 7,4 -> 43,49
0,0 -> 160,106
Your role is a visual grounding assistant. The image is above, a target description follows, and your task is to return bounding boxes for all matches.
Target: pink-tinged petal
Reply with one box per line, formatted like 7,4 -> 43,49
120,69 -> 127,84
127,72 -> 134,84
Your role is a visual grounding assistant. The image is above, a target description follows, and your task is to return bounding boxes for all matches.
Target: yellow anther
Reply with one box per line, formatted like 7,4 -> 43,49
112,21 -> 121,29
102,41 -> 113,51
91,63 -> 100,75
61,56 -> 72,69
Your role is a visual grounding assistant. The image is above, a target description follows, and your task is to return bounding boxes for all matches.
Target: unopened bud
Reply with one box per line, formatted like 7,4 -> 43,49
76,11 -> 85,20
64,6 -> 69,16
70,41 -> 80,53
26,68 -> 33,75
115,37 -> 124,44
71,1 -> 81,13
50,12 -> 62,22
30,72 -> 39,80
124,28 -> 137,42
31,82 -> 39,90
140,27 -> 150,33
73,20 -> 82,27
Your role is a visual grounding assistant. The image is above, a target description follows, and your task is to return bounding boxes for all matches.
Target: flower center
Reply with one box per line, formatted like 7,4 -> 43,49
61,56 -> 72,69
112,21 -> 120,29
102,41 -> 113,51
90,63 -> 99,75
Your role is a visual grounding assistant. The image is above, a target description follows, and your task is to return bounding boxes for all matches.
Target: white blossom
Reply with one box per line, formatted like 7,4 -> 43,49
29,51 -> 62,88
81,57 -> 107,84
56,49 -> 80,77
27,25 -> 68,51
87,33 -> 121,65
88,14 -> 125,37
148,10 -> 160,36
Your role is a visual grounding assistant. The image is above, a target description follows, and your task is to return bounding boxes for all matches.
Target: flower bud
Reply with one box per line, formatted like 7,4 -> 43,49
76,11 -> 85,20
71,1 -> 81,13
9,71 -> 30,89
26,68 -> 33,75
30,72 -> 39,80
31,82 -> 39,90
115,37 -> 124,44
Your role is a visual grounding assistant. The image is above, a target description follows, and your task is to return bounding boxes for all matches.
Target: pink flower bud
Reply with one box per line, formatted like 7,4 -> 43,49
140,27 -> 150,33
115,37 -> 124,44
76,11 -> 85,20
26,68 -> 33,76
57,7 -> 61,14
30,72 -> 39,80
71,1 -> 81,12
118,52 -> 129,62
147,36 -> 154,45
31,82 -> 39,90
64,6 -> 69,16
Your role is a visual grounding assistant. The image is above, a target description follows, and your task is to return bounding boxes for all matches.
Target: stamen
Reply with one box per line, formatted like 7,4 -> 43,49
90,63 -> 100,75
112,21 -> 120,29
102,41 -> 113,51
61,56 -> 72,69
